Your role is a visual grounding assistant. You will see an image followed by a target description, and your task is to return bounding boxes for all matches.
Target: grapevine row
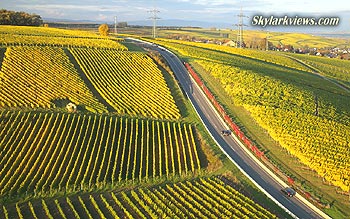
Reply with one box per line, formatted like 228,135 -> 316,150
0,25 -> 106,38
154,38 -> 312,72
0,46 -> 107,113
0,177 -> 277,218
69,48 -> 181,119
0,111 -> 201,197
0,33 -> 127,50
193,57 -> 350,191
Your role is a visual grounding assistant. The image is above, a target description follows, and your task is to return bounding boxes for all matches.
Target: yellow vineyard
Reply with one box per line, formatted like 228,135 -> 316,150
0,46 -> 107,113
69,48 -> 181,119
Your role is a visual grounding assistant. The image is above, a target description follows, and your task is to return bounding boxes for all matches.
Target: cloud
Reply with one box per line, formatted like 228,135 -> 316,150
175,0 -> 350,13
2,0 -> 349,24
14,3 -> 151,21
175,0 -> 239,6
97,13 -> 108,21
18,4 -> 120,12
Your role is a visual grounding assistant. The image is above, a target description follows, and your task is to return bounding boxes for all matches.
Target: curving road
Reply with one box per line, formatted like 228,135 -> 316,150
129,38 -> 328,219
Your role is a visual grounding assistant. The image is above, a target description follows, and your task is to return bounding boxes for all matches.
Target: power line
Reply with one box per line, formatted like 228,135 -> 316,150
148,1 -> 160,39
148,8 -> 160,38
234,7 -> 248,48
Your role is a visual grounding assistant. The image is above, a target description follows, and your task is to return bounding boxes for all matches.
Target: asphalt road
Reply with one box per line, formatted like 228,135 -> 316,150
129,38 -> 325,219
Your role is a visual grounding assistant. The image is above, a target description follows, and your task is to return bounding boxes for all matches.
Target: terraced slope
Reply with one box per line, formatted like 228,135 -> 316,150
69,48 -> 181,119
0,177 -> 277,219
0,46 -> 107,113
0,111 -> 201,197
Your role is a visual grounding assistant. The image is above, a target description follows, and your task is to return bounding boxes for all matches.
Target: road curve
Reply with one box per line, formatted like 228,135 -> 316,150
128,38 -> 328,219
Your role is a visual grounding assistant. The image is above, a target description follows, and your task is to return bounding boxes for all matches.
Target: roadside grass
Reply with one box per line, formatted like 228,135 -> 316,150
120,41 -> 146,52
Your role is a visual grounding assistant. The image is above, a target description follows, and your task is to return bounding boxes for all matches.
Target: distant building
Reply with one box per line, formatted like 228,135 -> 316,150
223,40 -> 237,47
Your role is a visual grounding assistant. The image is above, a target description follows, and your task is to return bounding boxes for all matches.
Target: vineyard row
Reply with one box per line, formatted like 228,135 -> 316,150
0,46 -> 107,113
0,33 -> 127,50
0,111 -> 201,197
69,48 -> 181,119
0,177 -> 276,219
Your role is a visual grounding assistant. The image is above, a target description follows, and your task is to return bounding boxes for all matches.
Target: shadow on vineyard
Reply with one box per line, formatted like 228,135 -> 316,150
63,48 -> 115,112
0,48 -> 6,66
51,97 -> 71,108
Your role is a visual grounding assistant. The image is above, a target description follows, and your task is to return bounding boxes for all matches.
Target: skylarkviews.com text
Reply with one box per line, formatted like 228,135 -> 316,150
251,15 -> 340,27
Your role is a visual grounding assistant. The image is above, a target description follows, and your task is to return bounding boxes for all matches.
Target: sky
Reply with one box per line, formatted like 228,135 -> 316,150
1,0 -> 349,28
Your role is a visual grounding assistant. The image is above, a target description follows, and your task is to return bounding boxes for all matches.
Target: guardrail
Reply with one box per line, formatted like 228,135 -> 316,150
184,63 -> 265,157
182,62 -> 298,219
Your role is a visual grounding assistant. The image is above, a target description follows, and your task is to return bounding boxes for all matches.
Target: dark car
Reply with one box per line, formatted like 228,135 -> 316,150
221,130 -> 231,136
281,187 -> 296,197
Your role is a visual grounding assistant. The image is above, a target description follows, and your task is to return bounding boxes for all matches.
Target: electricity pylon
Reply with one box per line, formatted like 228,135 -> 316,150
148,2 -> 160,39
235,7 -> 248,48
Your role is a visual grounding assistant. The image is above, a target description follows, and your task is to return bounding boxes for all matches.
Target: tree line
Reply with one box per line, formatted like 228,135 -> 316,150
0,9 -> 43,26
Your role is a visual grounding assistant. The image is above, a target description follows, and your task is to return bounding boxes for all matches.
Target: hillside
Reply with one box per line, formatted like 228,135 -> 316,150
151,38 -> 350,217
119,27 -> 350,49
1,177 -> 277,219
0,26 -> 288,218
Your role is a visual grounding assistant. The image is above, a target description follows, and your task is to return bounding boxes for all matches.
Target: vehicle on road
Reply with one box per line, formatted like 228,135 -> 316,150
281,187 -> 296,197
221,130 -> 231,136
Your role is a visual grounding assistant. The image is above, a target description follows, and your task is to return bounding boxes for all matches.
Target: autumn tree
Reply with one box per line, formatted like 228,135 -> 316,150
98,24 -> 109,36
0,9 -> 42,26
